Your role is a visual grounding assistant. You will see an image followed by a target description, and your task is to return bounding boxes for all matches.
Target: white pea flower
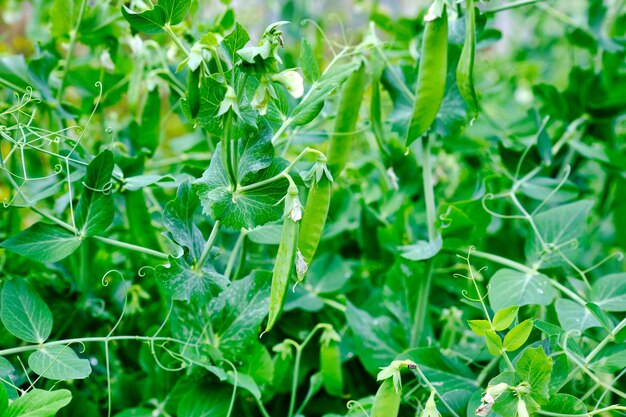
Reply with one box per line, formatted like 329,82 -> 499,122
420,391 -> 441,417
295,250 -> 308,277
100,50 -> 115,72
271,69 -> 304,98
517,399 -> 529,417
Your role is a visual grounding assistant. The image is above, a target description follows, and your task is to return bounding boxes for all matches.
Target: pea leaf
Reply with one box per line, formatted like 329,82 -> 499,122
163,180 -> 206,259
468,319 -> 491,336
289,61 -> 360,126
121,4 -> 166,34
543,394 -> 587,415
484,329 -> 502,355
50,0 -> 82,38
514,346 -> 553,405
590,273 -> 626,311
503,319 -> 534,352
221,22 -> 251,63
492,306 -> 519,331
158,0 -> 191,26
0,279 -> 53,344
3,388 -> 72,417
556,299 -> 602,334
0,357 -> 16,401
589,344 -> 626,373
75,149 -> 114,237
177,383 -> 230,417
403,348 -> 478,394
488,269 -> 557,311
0,222 -> 81,263
299,38 -> 319,83
28,345 -> 92,380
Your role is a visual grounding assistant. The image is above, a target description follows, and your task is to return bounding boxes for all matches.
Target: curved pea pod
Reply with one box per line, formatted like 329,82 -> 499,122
186,67 -> 201,120
320,340 -> 343,397
264,185 -> 301,334
371,378 -> 401,417
406,4 -> 448,146
457,0 -> 479,118
296,162 -> 332,280
326,63 -> 368,176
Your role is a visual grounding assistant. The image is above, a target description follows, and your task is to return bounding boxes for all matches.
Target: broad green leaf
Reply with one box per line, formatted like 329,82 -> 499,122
0,279 -> 53,344
484,329 -> 502,355
158,0 -> 191,26
399,237 -> 442,261
488,269 -> 557,311
176,383 -> 230,417
492,306 -> 519,331
299,38 -> 319,83
221,22 -> 251,63
543,394 -> 587,415
155,253 -> 229,303
162,181 -> 205,258
403,348 -> 478,394
556,299 -> 602,334
121,4 -> 166,34
28,345 -> 92,380
0,222 -> 81,263
526,200 -> 594,268
289,61 -> 360,126
589,344 -> 626,373
468,319 -> 491,336
590,273 -> 626,311
515,346 -> 553,405
75,150 -> 114,237
50,0 -> 81,38
503,319 -> 533,352
4,389 -> 72,417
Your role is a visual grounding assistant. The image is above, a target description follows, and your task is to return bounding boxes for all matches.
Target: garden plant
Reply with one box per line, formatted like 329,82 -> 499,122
0,0 -> 625,416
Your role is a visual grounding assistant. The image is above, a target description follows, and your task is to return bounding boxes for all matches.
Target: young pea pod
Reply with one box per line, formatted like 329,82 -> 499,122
296,160 -> 333,281
371,378 -> 401,417
406,2 -> 448,146
320,327 -> 343,397
456,0 -> 479,118
264,183 -> 301,334
326,63 -> 368,175
186,67 -> 201,120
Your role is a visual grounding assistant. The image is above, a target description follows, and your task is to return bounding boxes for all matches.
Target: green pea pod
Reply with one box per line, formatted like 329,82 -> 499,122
187,67 -> 201,119
326,63 -> 368,175
456,0 -> 479,118
406,6 -> 448,146
264,185 -> 300,334
320,340 -> 343,397
371,378 -> 401,417
297,167 -> 332,273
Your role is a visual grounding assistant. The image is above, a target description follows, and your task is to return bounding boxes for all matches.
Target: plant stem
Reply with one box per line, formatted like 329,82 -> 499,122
585,317 -> 626,363
224,229 -> 246,279
421,135 -> 437,243
92,236 -> 168,260
481,0 -> 546,13
222,110 -> 237,189
410,261 -> 432,347
56,0 -> 88,103
163,24 -> 190,57
195,221 -> 221,271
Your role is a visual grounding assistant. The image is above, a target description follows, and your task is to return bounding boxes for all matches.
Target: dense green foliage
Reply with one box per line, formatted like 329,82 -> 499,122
1,0 -> 626,416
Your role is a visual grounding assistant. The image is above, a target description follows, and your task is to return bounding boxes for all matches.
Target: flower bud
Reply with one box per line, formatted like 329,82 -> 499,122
271,69 -> 304,98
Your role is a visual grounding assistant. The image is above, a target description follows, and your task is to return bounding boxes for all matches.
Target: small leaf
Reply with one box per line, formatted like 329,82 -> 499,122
0,222 -> 81,263
515,346 -> 552,404
75,149 -> 114,237
591,273 -> 626,311
399,237 -> 442,261
468,320 -> 491,336
484,329 -> 502,356
28,345 -> 92,380
503,319 -> 533,352
492,306 -> 519,331
299,38 -> 319,83
121,4 -> 166,34
3,388 -> 72,417
0,279 -> 53,344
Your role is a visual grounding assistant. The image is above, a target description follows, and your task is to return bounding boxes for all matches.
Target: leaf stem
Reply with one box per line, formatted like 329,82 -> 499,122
195,220 -> 221,271
224,229 -> 246,279
92,236 -> 168,260
163,23 -> 190,57
56,0 -> 88,103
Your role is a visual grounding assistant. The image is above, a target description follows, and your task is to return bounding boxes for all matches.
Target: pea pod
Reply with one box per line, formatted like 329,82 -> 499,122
456,0 -> 479,118
326,63 -> 368,175
320,329 -> 343,397
406,3 -> 448,146
264,184 -> 300,334
297,161 -> 332,278
371,378 -> 401,417
186,67 -> 201,120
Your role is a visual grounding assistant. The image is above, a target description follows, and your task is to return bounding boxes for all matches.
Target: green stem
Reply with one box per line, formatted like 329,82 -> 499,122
163,24 -> 190,57
410,261 -> 433,347
482,0 -> 546,13
56,0 -> 88,103
92,236 -> 168,260
586,317 -> 626,363
421,136 -> 437,243
195,221 -> 221,271
222,110 -> 237,189
224,230 -> 246,279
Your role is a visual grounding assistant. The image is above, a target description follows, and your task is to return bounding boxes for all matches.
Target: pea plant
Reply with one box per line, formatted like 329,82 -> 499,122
0,0 -> 625,416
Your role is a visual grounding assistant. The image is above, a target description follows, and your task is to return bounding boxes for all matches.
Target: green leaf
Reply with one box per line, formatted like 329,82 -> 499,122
299,38 -> 319,83
158,0 -> 191,26
492,306 -> 519,331
0,383 -> 7,415
176,383 -> 230,417
589,344 -> 626,373
75,150 -> 114,236
221,22 -> 251,63
131,88 -> 161,156
585,302 -> 614,332
162,181 -> 205,259
467,319 -> 491,336
0,357 -> 16,401
488,269 -> 557,311
156,253 -> 229,303
50,0 -> 82,38
28,345 -> 92,380
556,299 -> 602,334
503,319 -> 534,352
4,389 -> 72,417
543,394 -> 587,415
121,4 -> 166,34
399,237 -> 442,261
526,200 -> 594,268
591,273 -> 626,311
403,348 -> 478,394
290,61 -> 360,126
0,222 -> 81,263
484,329 -> 502,355
0,279 -> 53,344
515,346 -> 553,405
